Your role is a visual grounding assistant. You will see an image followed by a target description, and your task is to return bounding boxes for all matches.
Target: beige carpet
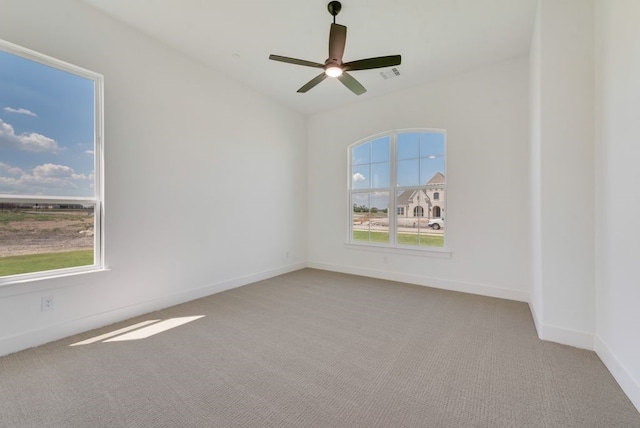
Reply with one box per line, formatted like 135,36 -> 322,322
1,269 -> 638,427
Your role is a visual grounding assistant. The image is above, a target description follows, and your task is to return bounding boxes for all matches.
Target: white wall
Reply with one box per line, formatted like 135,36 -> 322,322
528,0 -> 596,349
529,3 -> 544,331
0,0 -> 308,356
308,59 -> 531,302
594,0 -> 640,411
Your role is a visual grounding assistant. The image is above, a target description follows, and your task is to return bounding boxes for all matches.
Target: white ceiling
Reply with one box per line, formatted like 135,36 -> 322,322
81,0 -> 538,115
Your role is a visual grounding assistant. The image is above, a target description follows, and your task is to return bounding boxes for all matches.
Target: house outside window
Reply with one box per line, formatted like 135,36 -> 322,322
349,129 -> 446,248
0,40 -> 104,283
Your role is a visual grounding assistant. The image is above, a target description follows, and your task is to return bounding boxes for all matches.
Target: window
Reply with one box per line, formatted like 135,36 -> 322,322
349,130 -> 446,248
0,40 -> 103,282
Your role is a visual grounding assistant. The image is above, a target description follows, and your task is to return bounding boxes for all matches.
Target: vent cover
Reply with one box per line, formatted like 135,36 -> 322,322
380,67 -> 400,80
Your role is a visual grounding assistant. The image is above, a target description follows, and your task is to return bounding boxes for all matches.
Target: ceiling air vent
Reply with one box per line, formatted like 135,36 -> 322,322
380,67 -> 400,80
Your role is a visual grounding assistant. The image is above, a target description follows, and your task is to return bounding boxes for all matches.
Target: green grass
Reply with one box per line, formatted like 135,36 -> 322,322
0,250 -> 94,277
0,211 -> 88,224
353,230 -> 444,247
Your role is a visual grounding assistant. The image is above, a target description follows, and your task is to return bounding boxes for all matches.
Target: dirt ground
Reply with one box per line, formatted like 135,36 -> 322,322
0,211 -> 94,257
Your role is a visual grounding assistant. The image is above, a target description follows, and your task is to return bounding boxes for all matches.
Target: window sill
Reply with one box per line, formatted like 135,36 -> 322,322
0,266 -> 110,289
344,242 -> 452,259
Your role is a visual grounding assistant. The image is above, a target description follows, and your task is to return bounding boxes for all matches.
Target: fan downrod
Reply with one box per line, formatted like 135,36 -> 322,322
327,1 -> 342,18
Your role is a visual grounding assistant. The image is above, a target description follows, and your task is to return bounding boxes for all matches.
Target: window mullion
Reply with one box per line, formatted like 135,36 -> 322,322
389,132 -> 397,245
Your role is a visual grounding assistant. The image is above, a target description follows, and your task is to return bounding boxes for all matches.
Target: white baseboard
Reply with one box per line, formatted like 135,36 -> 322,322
527,302 -> 594,350
528,302 -> 543,335
595,335 -> 640,413
0,262 -> 306,357
307,261 -> 530,302
537,323 -> 594,350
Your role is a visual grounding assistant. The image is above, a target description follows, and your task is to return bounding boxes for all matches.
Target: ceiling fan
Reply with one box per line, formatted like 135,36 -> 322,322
269,1 -> 401,95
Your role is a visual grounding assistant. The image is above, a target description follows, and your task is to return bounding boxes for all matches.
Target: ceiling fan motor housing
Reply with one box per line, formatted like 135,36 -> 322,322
327,1 -> 342,17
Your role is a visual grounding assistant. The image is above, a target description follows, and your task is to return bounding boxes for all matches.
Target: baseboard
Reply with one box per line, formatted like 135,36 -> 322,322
595,335 -> 640,413
528,302 -> 543,336
527,302 -> 594,350
307,261 -> 529,302
535,322 -> 594,350
0,262 -> 306,357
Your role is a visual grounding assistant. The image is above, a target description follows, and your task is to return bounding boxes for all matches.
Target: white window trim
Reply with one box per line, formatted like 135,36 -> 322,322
0,39 -> 105,286
347,128 -> 449,254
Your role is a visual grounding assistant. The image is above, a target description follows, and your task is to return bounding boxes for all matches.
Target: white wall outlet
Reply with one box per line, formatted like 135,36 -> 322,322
41,296 -> 54,311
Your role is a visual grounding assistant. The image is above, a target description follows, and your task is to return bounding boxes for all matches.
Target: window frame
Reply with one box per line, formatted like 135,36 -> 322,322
347,128 -> 447,252
0,39 -> 105,285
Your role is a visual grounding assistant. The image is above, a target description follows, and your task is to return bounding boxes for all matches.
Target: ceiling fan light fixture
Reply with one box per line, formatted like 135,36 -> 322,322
325,66 -> 343,77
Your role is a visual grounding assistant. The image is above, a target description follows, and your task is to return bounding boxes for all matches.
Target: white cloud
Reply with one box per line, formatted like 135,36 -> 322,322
3,107 -> 37,117
0,119 -> 59,153
0,162 -> 24,177
33,163 -> 75,178
0,162 -> 92,194
85,150 -> 94,155
353,172 -> 366,182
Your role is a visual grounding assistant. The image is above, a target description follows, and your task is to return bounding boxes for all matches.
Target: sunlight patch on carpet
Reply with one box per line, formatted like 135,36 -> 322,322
70,316 -> 204,346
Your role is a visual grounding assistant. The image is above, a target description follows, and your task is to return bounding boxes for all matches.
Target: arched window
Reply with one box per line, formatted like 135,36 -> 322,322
433,206 -> 441,218
349,129 -> 446,248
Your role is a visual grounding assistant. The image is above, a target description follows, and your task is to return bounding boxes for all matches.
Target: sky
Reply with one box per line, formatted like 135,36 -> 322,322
351,131 -> 446,210
0,49 -> 96,198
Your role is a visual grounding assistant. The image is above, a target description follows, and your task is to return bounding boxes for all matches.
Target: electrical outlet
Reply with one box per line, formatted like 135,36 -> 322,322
41,296 -> 54,311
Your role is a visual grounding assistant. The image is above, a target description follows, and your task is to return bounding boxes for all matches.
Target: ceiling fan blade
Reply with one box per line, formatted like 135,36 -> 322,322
343,55 -> 402,71
337,72 -> 366,95
328,23 -> 347,62
297,73 -> 328,93
269,54 -> 324,68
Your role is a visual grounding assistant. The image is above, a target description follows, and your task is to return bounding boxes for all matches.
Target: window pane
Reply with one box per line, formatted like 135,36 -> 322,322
419,132 -> 445,157
352,193 -> 370,241
352,142 -> 370,165
352,192 -> 389,243
397,133 -> 419,160
371,136 -> 390,163
395,189 -> 443,247
371,162 -> 390,188
420,157 -> 445,185
352,164 -> 370,189
0,203 -> 95,276
369,191 -> 389,243
396,189 -> 421,246
419,227 -> 444,247
397,159 -> 419,187
0,50 -> 96,198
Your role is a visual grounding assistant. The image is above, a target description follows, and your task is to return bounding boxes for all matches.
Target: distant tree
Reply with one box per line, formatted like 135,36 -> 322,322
370,207 -> 378,214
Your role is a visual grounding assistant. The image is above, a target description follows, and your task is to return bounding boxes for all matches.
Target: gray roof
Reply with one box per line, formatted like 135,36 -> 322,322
427,172 -> 445,185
